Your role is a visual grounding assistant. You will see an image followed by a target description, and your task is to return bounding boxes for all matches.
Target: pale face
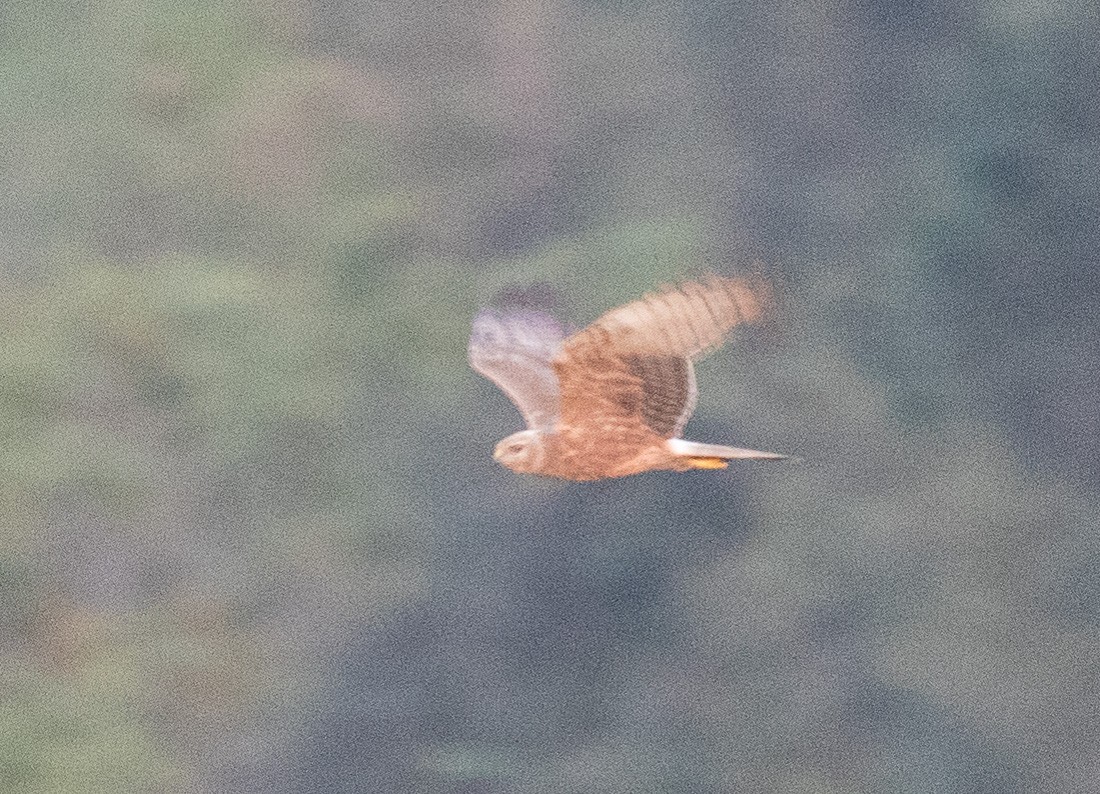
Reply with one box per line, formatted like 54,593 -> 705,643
492,430 -> 546,474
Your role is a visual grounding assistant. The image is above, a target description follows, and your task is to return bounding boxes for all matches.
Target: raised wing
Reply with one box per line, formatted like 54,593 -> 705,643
468,308 -> 565,431
554,276 -> 769,437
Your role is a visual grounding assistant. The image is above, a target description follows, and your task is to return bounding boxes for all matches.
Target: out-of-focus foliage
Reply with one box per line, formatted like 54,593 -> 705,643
2,1 -> 1099,792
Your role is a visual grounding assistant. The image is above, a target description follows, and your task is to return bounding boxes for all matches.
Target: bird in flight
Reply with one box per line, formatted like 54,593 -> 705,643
468,276 -> 788,481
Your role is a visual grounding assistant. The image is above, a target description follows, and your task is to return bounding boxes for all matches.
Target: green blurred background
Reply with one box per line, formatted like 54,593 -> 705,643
3,1 -> 1099,791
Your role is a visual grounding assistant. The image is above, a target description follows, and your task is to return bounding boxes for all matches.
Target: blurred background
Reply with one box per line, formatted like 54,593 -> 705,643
3,1 -> 1099,791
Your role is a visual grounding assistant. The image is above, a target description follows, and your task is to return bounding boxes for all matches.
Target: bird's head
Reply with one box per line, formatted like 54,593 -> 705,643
493,430 -> 546,474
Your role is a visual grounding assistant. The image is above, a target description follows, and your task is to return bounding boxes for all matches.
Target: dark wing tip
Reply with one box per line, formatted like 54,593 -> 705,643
492,282 -> 564,313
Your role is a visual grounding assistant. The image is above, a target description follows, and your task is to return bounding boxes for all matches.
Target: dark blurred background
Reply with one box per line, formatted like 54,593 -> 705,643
3,2 -> 1099,792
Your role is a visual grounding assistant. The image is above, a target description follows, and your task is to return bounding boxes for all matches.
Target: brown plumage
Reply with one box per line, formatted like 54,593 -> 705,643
468,276 -> 787,481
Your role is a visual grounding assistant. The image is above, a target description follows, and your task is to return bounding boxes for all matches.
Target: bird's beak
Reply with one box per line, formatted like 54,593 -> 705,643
492,446 -> 503,461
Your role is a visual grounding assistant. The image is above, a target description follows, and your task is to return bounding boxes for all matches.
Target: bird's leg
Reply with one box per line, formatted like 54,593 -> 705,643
685,457 -> 729,470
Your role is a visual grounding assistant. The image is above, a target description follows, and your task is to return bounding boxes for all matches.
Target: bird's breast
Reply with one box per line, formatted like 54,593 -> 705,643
539,423 -> 673,481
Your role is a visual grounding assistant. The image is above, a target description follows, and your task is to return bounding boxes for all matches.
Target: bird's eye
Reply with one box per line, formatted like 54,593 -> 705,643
509,444 -> 524,454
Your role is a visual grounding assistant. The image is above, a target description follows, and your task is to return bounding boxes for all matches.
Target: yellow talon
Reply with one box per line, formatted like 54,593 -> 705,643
687,456 -> 728,470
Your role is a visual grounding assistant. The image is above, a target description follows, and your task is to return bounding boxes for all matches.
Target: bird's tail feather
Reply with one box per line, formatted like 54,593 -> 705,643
667,438 -> 789,463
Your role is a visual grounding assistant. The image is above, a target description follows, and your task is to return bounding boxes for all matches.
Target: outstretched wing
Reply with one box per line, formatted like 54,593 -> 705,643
468,308 -> 565,431
554,276 -> 769,438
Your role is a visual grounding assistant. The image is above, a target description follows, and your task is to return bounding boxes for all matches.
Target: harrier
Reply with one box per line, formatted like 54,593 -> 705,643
469,276 -> 787,481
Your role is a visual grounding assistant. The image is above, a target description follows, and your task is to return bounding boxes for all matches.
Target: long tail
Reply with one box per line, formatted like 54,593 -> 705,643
667,438 -> 790,469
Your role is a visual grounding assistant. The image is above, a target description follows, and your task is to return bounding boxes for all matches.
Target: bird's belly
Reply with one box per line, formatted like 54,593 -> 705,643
543,425 -> 674,481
